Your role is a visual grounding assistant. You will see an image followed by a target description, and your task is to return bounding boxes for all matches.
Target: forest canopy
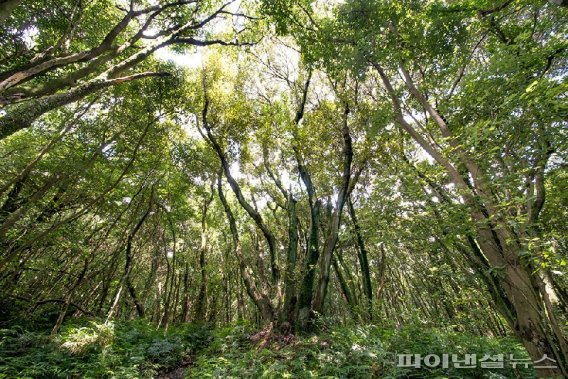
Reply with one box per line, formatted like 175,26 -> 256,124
0,0 -> 567,378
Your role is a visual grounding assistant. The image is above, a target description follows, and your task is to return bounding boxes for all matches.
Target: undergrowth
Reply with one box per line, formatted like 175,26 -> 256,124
0,318 -> 536,378
188,323 -> 536,379
0,318 -> 211,378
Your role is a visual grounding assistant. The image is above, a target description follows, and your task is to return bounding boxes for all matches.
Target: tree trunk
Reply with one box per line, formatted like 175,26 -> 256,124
332,256 -> 357,316
181,262 -> 191,323
217,175 -> 275,323
375,59 -> 568,377
194,192 -> 213,321
348,197 -> 373,318
0,72 -> 169,140
282,194 -> 299,325
297,200 -> 321,330
106,190 -> 153,321
203,98 -> 279,283
312,104 -> 353,315
0,0 -> 21,23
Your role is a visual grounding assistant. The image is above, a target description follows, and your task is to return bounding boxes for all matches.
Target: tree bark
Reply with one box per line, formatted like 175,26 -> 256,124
312,103 -> 353,315
297,200 -> 320,330
0,0 -> 21,24
106,189 -> 153,321
282,194 -> 299,324
0,72 -> 170,140
373,59 -> 568,377
194,191 -> 214,321
217,175 -> 275,323
202,97 -> 279,283
348,197 -> 373,318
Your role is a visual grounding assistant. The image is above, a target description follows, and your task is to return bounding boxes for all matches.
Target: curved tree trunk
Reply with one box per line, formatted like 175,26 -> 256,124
217,175 -> 275,324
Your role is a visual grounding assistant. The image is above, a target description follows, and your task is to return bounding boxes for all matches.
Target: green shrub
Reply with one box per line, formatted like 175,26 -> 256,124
0,318 -> 212,379
0,319 -> 537,379
187,323 -> 536,379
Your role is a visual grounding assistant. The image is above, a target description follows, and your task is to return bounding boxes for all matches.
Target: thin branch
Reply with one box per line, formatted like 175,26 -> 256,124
173,37 -> 257,47
477,0 -> 515,17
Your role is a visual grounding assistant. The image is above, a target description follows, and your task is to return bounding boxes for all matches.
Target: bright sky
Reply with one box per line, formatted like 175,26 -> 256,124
155,49 -> 203,69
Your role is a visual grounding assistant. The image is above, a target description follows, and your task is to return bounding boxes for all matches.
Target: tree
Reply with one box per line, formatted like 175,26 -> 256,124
285,0 -> 567,375
0,0 -> 258,140
1,2 -> 566,377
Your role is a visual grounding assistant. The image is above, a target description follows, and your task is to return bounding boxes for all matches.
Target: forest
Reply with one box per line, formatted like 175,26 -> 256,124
0,0 -> 567,378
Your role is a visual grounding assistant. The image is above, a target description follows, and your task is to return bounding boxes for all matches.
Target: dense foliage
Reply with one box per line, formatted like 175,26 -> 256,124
0,0 -> 567,378
0,318 -> 536,378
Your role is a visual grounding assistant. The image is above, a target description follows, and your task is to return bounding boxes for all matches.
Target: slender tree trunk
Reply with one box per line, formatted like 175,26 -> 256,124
107,190 -> 153,321
375,59 -> 568,377
312,104 -> 353,315
51,257 -> 89,335
332,256 -> 357,317
202,98 -> 279,283
297,200 -> 321,330
195,191 -> 213,321
282,194 -> 299,325
348,197 -> 373,318
217,175 -> 275,323
181,261 -> 191,323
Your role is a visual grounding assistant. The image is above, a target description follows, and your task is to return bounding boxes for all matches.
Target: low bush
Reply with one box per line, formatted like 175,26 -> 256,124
0,318 -> 536,379
188,323 -> 535,379
0,318 -> 211,379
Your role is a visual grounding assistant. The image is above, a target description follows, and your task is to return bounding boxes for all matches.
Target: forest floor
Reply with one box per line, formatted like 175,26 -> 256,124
0,317 -> 537,378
